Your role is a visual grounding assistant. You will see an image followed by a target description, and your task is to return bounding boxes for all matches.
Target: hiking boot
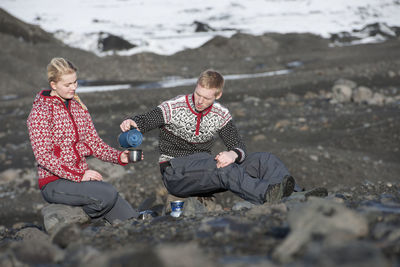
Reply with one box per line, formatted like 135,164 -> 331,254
265,175 -> 295,203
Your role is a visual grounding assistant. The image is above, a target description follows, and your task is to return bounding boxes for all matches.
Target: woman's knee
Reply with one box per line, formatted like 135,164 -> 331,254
90,182 -> 119,212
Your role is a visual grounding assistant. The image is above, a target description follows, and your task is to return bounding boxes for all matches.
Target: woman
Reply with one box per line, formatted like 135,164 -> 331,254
27,57 -> 139,224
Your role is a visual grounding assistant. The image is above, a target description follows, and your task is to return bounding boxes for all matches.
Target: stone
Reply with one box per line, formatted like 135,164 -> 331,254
246,203 -> 287,216
15,227 -> 50,242
0,225 -> 6,235
85,246 -> 163,267
353,86 -> 373,103
67,246 -> 102,267
334,79 -> 357,89
302,241 -> 390,267
274,119 -> 290,129
331,79 -> 357,103
332,83 -> 353,103
182,197 -> 209,217
98,32 -> 136,52
0,168 -> 21,184
368,92 -> 385,106
52,223 -> 83,249
252,134 -> 267,142
232,201 -> 256,211
198,216 -> 251,238
41,204 -> 90,235
372,222 -> 395,240
11,239 -> 65,264
286,93 -> 300,102
273,197 -> 369,263
0,253 -> 14,267
157,243 -> 216,267
243,96 -> 261,106
193,21 -> 215,32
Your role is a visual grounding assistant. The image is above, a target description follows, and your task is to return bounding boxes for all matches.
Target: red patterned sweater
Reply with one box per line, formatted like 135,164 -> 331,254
27,90 -> 126,189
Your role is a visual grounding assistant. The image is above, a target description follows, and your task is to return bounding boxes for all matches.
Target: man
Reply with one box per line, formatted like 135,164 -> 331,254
120,69 -> 298,205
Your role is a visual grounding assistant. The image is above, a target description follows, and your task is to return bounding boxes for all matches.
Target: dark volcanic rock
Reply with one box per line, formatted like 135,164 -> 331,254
330,22 -> 400,45
98,32 -> 137,52
193,21 -> 215,32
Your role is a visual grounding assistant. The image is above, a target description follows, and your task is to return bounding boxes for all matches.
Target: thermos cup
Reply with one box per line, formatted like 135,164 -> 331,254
128,149 -> 142,162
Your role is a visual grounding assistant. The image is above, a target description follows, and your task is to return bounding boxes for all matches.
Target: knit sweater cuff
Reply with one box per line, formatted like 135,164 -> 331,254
118,151 -> 128,166
232,148 -> 245,163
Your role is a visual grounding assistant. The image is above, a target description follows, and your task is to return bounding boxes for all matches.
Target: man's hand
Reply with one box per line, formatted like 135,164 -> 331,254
82,170 -> 103,181
215,151 -> 238,168
120,119 -> 138,132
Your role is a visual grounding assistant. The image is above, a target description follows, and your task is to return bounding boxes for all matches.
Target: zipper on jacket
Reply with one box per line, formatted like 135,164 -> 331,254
60,100 -> 81,167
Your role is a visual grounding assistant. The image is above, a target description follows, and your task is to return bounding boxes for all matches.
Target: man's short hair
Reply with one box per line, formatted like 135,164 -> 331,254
197,69 -> 224,95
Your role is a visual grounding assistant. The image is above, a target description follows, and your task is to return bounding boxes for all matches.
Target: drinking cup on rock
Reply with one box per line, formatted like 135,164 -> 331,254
170,200 -> 184,217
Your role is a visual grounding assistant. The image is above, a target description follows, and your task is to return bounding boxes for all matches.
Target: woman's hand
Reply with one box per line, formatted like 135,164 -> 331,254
120,119 -> 138,132
215,151 -> 238,168
120,150 -> 129,164
82,170 -> 103,181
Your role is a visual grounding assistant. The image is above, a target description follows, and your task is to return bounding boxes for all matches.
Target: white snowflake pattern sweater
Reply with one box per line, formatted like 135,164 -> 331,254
132,94 -> 246,163
27,90 -> 126,189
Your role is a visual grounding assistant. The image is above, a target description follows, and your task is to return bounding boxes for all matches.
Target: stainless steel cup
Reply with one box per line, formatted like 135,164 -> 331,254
128,149 -> 142,162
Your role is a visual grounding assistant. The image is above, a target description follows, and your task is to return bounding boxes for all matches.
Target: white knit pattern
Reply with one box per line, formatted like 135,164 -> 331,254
158,94 -> 232,143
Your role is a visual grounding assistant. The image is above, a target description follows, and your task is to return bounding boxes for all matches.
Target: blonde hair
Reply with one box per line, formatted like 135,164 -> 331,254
197,69 -> 224,95
47,57 -> 87,110
47,57 -> 77,83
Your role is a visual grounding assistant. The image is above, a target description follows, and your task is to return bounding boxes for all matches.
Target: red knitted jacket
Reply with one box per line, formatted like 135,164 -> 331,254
27,90 -> 126,189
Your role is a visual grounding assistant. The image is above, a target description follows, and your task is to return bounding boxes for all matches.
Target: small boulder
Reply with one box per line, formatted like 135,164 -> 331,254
332,79 -> 357,103
273,197 -> 368,263
0,168 -> 21,184
41,204 -> 90,235
11,239 -> 65,264
353,86 -> 373,103
15,227 -> 50,242
368,92 -> 385,106
332,81 -> 354,103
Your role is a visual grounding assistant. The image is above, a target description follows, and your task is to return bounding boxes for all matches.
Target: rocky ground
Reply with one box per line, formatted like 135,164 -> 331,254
0,8 -> 399,267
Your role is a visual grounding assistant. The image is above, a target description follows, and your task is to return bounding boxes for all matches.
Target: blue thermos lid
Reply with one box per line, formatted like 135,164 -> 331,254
118,128 -> 143,148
